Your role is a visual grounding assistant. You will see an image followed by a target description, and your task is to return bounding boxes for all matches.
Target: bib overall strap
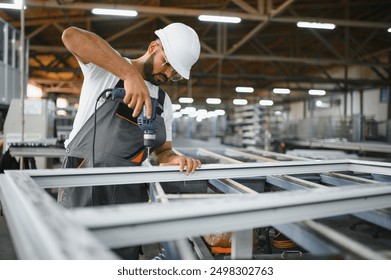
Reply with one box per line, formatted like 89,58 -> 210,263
115,79 -> 124,89
157,88 -> 165,116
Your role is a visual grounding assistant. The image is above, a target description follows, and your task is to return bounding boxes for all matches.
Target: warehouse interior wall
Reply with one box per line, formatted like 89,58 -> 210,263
286,60 -> 389,141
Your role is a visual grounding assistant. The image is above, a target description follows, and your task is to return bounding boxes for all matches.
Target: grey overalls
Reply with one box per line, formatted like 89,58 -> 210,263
57,84 -> 167,259
58,85 -> 166,207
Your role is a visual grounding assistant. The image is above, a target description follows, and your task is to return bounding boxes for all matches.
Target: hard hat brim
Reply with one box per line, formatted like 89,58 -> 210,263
155,29 -> 191,80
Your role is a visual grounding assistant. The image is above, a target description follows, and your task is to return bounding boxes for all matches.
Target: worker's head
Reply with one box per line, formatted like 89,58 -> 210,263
143,23 -> 200,86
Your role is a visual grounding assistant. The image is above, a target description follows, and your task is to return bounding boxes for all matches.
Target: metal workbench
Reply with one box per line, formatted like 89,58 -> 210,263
1,147 -> 391,260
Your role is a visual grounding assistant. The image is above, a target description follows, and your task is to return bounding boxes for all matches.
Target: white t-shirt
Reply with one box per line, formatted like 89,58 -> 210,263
64,58 -> 173,148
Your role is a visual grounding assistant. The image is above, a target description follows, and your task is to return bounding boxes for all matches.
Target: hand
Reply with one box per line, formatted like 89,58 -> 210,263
159,155 -> 202,174
123,74 -> 152,118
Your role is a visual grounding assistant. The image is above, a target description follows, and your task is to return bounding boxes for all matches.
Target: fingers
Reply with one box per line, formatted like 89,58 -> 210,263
159,156 -> 202,174
122,78 -> 151,118
184,158 -> 201,174
126,91 -> 152,118
174,156 -> 199,174
143,97 -> 152,119
126,92 -> 146,118
130,97 -> 143,118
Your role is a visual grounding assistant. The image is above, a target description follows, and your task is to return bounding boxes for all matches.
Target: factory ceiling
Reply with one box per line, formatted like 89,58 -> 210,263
1,0 -> 391,106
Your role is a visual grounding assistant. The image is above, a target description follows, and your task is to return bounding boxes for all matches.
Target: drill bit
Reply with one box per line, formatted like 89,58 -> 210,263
147,147 -> 151,158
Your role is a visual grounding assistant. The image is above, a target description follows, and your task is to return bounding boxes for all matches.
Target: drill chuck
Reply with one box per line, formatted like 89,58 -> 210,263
143,133 -> 156,148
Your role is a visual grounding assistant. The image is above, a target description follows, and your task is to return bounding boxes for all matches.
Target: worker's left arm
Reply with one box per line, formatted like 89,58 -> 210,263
153,141 -> 201,174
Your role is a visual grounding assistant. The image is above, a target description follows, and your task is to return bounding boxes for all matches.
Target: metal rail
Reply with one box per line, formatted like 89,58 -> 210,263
0,173 -> 116,259
195,149 -> 391,258
12,159 -> 391,188
1,151 -> 391,259
285,139 -> 391,153
68,183 -> 391,259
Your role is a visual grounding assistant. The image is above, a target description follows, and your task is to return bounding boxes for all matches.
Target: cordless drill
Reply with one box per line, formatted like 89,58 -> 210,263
111,88 -> 158,157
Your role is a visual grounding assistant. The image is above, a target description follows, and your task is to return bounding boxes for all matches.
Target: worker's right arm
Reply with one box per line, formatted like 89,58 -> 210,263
61,27 -> 151,118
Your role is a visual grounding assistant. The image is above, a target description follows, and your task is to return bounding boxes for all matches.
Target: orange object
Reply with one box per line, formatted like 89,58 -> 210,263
210,247 -> 231,254
131,150 -> 145,163
203,230 -> 258,255
272,232 -> 297,249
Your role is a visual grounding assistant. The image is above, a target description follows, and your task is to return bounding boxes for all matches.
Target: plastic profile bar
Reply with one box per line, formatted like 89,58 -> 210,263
193,148 -> 264,259
144,159 -> 196,260
15,159 -> 358,189
229,151 -> 391,255
285,139 -> 391,153
267,172 -> 391,231
274,220 -> 387,260
269,172 -> 391,256
197,147 -> 243,164
69,182 -> 391,259
246,147 -> 310,161
0,173 -> 116,260
201,151 -> 386,259
0,161 -> 390,259
9,146 -> 65,157
319,172 -> 391,230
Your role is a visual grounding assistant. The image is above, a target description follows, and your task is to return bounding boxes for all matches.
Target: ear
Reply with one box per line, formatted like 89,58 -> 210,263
147,41 -> 159,54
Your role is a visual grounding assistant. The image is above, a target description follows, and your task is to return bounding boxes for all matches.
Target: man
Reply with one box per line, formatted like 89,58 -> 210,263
58,23 -> 202,259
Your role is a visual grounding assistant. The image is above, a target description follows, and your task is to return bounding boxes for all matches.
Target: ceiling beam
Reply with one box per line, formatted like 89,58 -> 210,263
26,0 -> 267,21
231,0 -> 260,14
29,44 -> 391,68
29,66 -> 391,87
200,53 -> 390,68
23,0 -> 391,29
191,73 -> 391,86
106,16 -> 156,43
271,16 -> 390,29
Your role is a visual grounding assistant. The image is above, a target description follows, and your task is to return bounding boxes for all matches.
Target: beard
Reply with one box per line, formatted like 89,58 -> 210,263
144,53 -> 168,86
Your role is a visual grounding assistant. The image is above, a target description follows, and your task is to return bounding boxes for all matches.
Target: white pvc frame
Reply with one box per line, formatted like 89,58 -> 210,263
1,158 -> 391,260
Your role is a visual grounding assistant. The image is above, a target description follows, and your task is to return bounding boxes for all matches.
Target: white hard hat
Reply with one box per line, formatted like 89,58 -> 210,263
155,23 -> 201,79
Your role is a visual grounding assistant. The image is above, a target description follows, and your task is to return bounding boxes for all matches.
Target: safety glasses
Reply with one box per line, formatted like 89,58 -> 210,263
156,43 -> 183,82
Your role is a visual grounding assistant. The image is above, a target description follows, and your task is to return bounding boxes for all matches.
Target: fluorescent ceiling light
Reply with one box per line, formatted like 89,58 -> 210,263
0,4 -> 20,10
0,1 -> 24,10
180,107 -> 196,114
172,104 -> 181,111
173,112 -> 183,118
259,99 -> 274,106
235,86 -> 254,93
215,109 -> 225,116
56,97 -> 69,109
206,98 -> 221,104
308,89 -> 326,96
178,97 -> 194,104
198,15 -> 241,24
27,83 -> 43,99
233,99 -> 248,105
297,21 -> 336,30
92,8 -> 138,17
273,88 -> 290,94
